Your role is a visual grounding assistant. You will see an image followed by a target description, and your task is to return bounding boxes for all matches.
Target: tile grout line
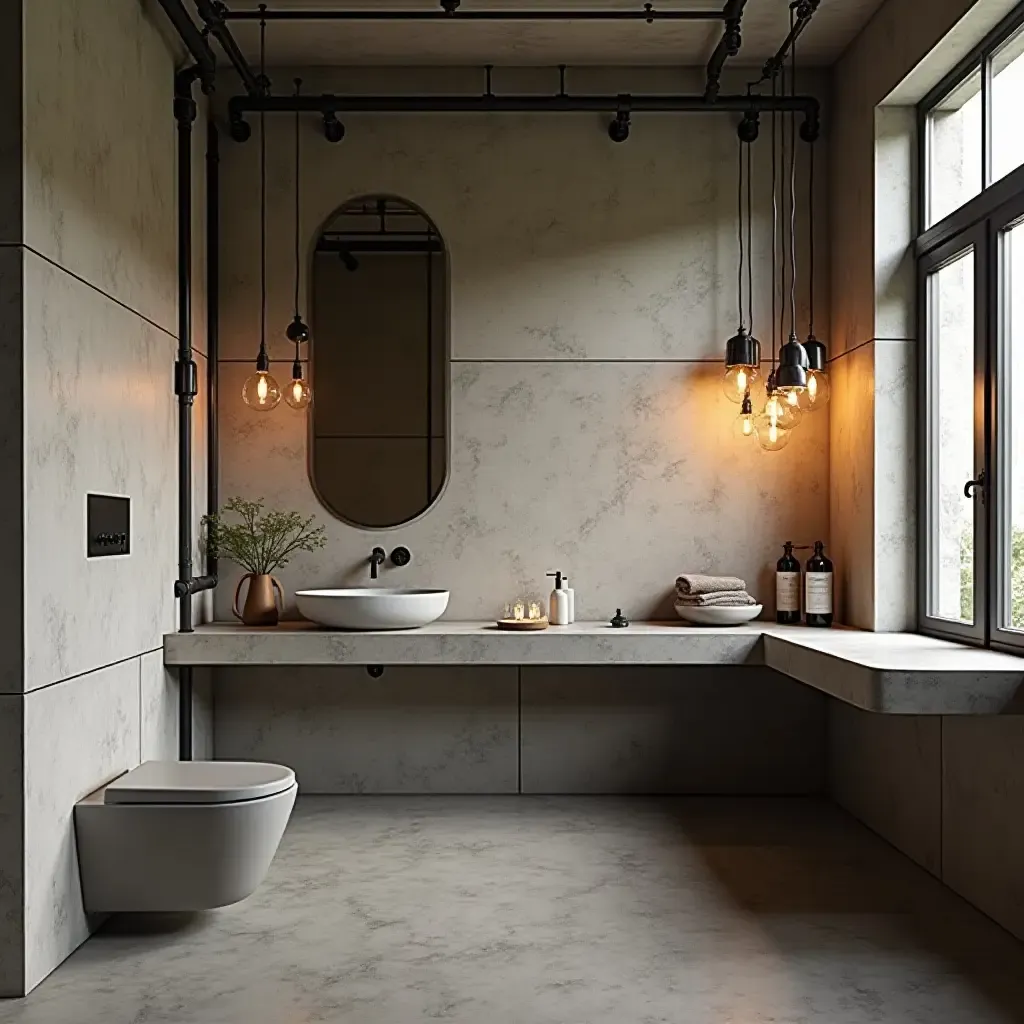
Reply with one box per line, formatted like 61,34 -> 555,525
18,646 -> 164,698
828,337 -> 915,365
9,243 -> 210,359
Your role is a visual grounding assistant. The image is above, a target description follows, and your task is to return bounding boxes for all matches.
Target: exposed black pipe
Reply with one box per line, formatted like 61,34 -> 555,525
206,119 -> 220,580
223,6 -> 724,21
756,0 -> 820,85
704,0 -> 748,101
194,0 -> 263,96
173,69 -> 217,631
179,666 -> 193,761
228,91 -> 819,132
155,0 -> 217,87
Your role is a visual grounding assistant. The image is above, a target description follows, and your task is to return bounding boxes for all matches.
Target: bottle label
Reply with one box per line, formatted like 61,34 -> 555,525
776,572 -> 800,611
805,572 -> 833,615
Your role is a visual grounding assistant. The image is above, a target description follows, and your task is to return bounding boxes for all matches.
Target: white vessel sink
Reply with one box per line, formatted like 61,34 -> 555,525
295,588 -> 450,631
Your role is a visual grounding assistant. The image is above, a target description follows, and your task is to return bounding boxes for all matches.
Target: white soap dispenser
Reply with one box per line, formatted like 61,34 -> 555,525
547,572 -> 570,626
563,577 -> 576,623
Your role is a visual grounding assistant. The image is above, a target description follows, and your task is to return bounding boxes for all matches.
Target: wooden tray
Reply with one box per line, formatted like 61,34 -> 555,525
496,617 -> 549,631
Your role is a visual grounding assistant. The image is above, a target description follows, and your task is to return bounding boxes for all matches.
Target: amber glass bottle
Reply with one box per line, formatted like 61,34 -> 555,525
804,541 -> 834,627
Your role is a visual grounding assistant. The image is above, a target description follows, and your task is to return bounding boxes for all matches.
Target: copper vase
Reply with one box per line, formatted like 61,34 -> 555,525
232,573 -> 284,627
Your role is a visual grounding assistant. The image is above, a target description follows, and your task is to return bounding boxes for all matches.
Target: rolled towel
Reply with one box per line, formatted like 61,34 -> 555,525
676,573 -> 747,597
675,591 -> 757,608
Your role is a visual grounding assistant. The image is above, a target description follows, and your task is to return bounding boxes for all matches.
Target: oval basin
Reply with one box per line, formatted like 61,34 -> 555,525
295,588 -> 449,631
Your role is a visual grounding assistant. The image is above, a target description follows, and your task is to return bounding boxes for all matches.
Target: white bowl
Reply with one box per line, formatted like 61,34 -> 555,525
674,603 -> 763,626
295,588 -> 449,630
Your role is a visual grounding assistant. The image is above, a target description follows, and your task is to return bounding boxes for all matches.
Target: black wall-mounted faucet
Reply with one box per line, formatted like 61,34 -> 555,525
369,547 -> 386,580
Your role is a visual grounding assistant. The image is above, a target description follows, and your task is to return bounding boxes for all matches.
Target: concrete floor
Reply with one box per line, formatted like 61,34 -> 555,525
3,797 -> 1024,1023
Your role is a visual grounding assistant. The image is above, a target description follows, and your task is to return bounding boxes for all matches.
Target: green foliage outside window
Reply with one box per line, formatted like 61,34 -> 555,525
960,525 -> 1024,627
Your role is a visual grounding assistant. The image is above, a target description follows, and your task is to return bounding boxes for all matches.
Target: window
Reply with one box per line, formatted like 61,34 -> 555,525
918,6 -> 1024,652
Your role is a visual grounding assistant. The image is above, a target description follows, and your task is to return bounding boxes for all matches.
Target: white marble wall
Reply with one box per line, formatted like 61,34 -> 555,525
216,67 -> 831,622
0,0 -> 210,996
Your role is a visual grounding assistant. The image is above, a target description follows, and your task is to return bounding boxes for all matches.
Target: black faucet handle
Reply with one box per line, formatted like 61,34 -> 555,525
390,546 -> 412,567
370,547 -> 386,564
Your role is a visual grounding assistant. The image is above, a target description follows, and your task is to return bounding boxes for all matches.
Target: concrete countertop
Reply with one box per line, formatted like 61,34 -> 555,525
163,620 -> 1024,716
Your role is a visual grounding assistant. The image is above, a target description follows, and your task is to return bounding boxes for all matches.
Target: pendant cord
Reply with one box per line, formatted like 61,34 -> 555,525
770,76 -> 777,369
737,128 -> 744,330
778,50 -> 787,348
293,77 -> 302,365
746,97 -> 754,336
258,8 -> 267,362
789,8 -> 798,339
808,134 -> 815,337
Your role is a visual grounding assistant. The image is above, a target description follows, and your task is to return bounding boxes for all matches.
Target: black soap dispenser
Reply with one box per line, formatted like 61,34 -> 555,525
804,541 -> 834,627
776,541 -> 801,624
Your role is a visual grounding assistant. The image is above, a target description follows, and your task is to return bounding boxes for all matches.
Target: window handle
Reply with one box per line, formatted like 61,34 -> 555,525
964,469 -> 986,503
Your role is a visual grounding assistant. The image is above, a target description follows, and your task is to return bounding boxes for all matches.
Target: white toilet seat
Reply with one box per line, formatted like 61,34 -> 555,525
104,760 -> 295,805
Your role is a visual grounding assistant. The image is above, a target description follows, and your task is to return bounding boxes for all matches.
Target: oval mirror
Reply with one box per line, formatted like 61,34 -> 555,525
310,196 -> 448,528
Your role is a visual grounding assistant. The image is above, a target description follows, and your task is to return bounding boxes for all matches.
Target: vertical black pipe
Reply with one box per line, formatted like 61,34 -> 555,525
179,666 -> 194,762
206,119 -> 220,570
174,68 -> 199,637
426,225 -> 433,504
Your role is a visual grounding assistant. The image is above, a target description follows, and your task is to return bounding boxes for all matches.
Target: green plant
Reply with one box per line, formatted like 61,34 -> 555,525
202,497 -> 326,576
959,524 -> 1024,627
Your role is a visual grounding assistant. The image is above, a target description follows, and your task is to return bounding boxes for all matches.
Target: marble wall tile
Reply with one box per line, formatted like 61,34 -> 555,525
0,2 -> 22,245
942,717 -> 1024,942
192,667 -> 215,761
213,666 -> 519,793
873,340 -> 916,631
22,252 -> 178,692
520,666 -> 826,795
22,657 -> 141,993
828,342 -> 875,628
22,0 -> 177,334
0,695 -> 24,997
217,359 -> 829,622
217,68 -> 829,364
140,649 -> 177,763
0,248 -> 24,695
827,700 -> 941,876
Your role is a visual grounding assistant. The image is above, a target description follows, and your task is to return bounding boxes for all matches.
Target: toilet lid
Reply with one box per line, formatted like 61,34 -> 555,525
104,761 -> 296,805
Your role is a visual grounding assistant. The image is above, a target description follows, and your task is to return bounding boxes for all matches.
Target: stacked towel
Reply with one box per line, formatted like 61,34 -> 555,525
675,573 -> 757,607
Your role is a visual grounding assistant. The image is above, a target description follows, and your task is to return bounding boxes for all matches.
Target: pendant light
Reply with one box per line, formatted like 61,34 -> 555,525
723,117 -> 760,406
802,137 -> 830,411
755,76 -> 797,452
284,78 -> 312,411
775,15 -> 809,406
241,8 -> 282,412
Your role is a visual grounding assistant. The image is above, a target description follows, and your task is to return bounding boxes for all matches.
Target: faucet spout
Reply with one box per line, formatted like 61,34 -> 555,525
369,547 -> 386,580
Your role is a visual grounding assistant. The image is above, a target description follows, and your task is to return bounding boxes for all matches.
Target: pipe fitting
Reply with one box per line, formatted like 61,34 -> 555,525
323,112 -> 345,143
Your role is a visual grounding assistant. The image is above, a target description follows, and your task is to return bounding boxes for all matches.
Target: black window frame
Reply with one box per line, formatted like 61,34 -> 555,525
916,2 -> 1024,654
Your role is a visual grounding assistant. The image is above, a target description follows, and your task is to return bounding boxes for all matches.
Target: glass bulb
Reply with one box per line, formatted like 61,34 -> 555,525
763,391 -> 801,431
284,376 -> 312,410
723,364 -> 759,404
754,411 -> 792,451
805,368 -> 831,411
241,370 -> 281,411
733,407 -> 756,440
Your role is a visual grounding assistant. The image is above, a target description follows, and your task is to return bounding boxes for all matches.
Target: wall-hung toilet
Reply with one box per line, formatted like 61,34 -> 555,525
75,760 -> 297,913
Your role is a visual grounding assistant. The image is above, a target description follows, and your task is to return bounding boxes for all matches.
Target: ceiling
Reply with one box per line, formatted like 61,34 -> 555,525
213,0 -> 887,67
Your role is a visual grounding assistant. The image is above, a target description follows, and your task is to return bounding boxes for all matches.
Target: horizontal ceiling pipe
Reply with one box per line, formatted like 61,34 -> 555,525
755,0 -> 820,83
704,0 -> 748,100
154,0 -> 218,81
194,0 -> 263,95
222,8 -> 725,21
228,92 -> 819,118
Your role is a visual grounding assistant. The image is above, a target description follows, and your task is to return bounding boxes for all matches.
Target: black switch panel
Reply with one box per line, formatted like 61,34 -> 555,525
87,494 -> 130,557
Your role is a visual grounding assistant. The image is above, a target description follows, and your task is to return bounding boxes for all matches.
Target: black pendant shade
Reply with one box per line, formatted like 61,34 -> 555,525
804,334 -> 826,370
776,333 -> 808,389
725,326 -> 761,369
286,313 -> 310,343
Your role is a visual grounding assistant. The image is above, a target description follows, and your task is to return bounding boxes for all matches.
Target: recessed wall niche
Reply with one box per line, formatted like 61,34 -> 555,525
310,195 -> 448,528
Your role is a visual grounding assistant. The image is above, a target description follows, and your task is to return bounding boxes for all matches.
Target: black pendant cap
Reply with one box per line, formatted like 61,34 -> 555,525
779,333 -> 810,368
724,327 -> 761,368
286,314 -> 310,344
776,362 -> 808,389
255,347 -> 270,373
804,335 -> 827,371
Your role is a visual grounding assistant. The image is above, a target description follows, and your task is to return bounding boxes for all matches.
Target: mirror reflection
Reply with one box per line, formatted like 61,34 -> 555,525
310,196 -> 448,528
